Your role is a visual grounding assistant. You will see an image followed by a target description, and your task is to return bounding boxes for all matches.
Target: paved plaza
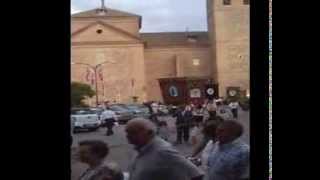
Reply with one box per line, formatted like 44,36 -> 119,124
71,109 -> 249,180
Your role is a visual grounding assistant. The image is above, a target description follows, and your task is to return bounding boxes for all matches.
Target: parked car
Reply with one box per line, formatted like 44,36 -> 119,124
70,116 -> 75,146
123,104 -> 151,119
158,105 -> 169,116
109,105 -> 134,124
89,107 -> 104,121
71,108 -> 101,133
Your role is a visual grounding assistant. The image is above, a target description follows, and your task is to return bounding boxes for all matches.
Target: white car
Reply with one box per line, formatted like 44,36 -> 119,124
71,108 -> 101,133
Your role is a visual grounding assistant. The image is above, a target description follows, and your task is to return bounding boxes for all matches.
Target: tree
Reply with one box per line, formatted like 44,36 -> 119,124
71,82 -> 95,107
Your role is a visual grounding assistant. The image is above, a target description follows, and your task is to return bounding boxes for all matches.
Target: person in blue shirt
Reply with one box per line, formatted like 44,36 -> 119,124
206,120 -> 249,180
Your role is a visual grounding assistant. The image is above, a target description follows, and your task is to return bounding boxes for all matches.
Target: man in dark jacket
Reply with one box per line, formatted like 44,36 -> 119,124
173,106 -> 184,144
173,105 -> 193,144
183,105 -> 193,143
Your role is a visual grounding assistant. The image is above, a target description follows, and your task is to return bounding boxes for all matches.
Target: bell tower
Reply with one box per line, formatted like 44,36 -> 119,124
207,0 -> 250,96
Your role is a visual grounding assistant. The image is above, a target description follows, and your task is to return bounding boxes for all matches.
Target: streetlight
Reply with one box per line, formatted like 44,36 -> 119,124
71,60 -> 115,106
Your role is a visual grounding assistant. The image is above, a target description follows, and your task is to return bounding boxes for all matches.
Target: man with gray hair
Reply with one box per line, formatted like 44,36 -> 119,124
206,120 -> 249,180
125,118 -> 204,180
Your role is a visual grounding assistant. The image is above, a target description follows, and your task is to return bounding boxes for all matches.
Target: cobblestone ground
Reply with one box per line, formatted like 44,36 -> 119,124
71,109 -> 249,180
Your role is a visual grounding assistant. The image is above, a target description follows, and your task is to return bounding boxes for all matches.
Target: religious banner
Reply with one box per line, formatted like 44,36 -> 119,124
205,84 -> 215,100
85,68 -> 91,82
168,85 -> 179,97
97,68 -> 105,96
190,88 -> 201,98
85,68 -> 95,86
98,68 -> 104,81
226,87 -> 241,99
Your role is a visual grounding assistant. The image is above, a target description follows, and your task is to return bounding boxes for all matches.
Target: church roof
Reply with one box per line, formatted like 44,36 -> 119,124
141,32 -> 211,48
71,20 -> 142,42
72,8 -> 141,18
72,8 -> 142,28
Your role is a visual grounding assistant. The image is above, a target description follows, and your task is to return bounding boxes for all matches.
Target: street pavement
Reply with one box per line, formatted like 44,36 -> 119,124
71,109 -> 249,180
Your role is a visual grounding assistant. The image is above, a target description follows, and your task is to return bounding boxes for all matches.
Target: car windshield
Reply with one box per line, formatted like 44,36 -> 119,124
71,109 -> 96,115
126,105 -> 139,110
109,106 -> 126,111
90,108 -> 103,114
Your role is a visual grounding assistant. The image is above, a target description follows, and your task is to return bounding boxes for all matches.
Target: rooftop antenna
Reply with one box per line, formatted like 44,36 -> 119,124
101,0 -> 105,9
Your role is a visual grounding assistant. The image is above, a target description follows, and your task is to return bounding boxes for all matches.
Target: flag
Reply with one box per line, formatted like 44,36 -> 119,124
91,73 -> 95,86
101,80 -> 105,96
85,68 -> 95,86
98,68 -> 105,96
98,68 -> 104,81
86,68 -> 91,82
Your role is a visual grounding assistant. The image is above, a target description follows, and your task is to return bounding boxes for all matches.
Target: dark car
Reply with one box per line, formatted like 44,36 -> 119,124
109,105 -> 134,124
122,104 -> 151,119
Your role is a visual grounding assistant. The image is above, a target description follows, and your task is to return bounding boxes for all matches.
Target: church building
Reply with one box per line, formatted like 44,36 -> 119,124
71,0 -> 249,105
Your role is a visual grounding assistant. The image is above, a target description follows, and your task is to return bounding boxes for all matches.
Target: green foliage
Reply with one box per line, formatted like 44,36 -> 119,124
71,82 -> 95,107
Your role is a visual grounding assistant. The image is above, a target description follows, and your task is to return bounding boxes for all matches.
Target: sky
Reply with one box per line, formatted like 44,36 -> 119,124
71,0 -> 208,32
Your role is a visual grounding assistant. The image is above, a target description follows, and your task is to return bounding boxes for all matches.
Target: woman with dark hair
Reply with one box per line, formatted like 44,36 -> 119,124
77,140 -> 124,180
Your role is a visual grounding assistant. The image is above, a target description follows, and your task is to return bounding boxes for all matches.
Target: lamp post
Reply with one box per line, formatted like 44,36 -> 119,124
71,60 -> 115,106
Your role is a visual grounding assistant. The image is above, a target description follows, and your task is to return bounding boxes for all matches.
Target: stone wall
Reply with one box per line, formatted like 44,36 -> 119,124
144,47 -> 213,102
207,0 -> 250,96
71,44 -> 145,105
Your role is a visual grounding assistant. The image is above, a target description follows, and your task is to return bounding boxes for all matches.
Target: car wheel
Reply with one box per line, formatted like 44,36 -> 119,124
73,128 -> 79,134
90,127 -> 99,132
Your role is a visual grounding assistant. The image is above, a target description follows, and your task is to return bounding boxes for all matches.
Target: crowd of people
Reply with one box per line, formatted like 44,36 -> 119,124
73,98 -> 249,180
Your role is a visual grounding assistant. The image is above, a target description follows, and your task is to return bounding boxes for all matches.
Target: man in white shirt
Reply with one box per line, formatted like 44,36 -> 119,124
101,108 -> 117,136
228,101 -> 239,119
206,120 -> 249,180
